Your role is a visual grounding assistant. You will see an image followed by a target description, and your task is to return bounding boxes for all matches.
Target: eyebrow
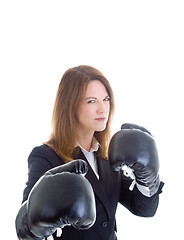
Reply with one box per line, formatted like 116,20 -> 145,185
84,95 -> 109,100
85,97 -> 97,100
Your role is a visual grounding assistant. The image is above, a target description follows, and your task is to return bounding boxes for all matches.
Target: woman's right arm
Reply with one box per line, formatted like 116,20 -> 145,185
22,146 -> 54,203
15,146 -> 95,240
16,145 -> 54,240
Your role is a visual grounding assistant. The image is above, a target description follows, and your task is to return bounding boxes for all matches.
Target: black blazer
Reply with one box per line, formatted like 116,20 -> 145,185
22,145 -> 163,240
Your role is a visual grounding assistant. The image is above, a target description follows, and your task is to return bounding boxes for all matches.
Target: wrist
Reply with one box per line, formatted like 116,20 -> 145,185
120,164 -> 160,197
15,201 -> 41,240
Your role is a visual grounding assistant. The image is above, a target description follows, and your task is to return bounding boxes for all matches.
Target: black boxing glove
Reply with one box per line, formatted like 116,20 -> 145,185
16,201 -> 39,240
108,123 -> 160,197
15,160 -> 96,240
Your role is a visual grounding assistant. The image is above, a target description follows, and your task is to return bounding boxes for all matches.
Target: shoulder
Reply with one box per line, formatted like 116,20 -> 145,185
29,144 -> 58,159
22,145 -> 64,203
28,144 -> 64,169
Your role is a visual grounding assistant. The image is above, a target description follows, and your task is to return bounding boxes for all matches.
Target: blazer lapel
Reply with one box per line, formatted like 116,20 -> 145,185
86,162 -> 111,220
74,149 -> 110,219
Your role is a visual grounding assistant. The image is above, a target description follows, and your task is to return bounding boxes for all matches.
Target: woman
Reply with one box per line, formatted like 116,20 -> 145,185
16,65 -> 163,240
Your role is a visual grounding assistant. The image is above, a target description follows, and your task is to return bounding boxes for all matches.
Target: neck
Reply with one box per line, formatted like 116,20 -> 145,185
76,132 -> 94,152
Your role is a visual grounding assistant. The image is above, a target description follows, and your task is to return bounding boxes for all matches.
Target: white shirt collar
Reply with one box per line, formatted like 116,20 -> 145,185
76,137 -> 100,179
76,137 -> 100,153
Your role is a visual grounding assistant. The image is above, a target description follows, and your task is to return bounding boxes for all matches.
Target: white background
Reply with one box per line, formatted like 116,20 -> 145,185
0,0 -> 183,239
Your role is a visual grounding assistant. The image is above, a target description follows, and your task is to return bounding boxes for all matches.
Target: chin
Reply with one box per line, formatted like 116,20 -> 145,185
93,121 -> 107,132
95,126 -> 106,132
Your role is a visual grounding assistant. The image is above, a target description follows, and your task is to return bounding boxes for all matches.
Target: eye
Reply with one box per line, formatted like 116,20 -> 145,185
104,96 -> 110,102
87,99 -> 96,104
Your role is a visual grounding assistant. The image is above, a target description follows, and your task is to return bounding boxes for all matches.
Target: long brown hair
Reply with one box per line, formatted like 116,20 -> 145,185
46,65 -> 115,162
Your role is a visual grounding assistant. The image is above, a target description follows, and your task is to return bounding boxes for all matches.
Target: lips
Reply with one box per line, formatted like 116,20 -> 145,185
95,118 -> 106,121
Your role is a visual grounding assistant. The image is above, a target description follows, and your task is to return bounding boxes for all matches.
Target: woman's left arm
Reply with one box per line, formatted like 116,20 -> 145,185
119,174 -> 164,217
109,123 -> 164,217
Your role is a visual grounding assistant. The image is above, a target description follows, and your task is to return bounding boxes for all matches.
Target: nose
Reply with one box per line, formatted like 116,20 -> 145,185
97,101 -> 109,115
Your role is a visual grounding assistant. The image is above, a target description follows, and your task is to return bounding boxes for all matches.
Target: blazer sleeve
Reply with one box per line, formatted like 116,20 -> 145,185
22,145 -> 61,203
119,173 -> 164,217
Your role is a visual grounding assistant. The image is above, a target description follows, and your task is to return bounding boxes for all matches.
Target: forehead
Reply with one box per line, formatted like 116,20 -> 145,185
85,80 -> 108,97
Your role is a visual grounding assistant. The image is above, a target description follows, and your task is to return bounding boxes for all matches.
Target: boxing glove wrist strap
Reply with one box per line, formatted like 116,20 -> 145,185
121,164 -> 158,197
46,228 -> 63,240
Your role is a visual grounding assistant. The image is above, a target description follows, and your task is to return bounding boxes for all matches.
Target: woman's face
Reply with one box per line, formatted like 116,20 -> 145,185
76,80 -> 110,136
